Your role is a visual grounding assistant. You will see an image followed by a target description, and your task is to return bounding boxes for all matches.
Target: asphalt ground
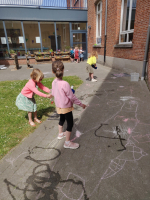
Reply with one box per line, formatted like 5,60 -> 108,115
0,61 -> 150,200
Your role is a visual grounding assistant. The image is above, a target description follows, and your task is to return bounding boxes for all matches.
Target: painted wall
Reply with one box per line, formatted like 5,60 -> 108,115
0,7 -> 87,22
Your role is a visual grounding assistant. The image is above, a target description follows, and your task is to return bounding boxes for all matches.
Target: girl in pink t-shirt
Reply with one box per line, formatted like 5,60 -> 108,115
16,68 -> 52,127
52,61 -> 86,149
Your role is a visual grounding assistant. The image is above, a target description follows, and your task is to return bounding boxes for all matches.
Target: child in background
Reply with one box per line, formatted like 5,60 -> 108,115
86,51 -> 98,82
74,46 -> 79,63
79,47 -> 84,62
16,68 -> 52,127
52,61 -> 86,149
70,48 -> 74,63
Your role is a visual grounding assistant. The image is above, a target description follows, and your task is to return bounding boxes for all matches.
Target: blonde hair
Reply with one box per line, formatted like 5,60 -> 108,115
30,68 -> 44,82
52,60 -> 64,79
89,51 -> 98,59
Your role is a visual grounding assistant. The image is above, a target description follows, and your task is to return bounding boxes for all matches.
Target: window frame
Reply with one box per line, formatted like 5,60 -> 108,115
96,1 -> 102,44
119,0 -> 136,44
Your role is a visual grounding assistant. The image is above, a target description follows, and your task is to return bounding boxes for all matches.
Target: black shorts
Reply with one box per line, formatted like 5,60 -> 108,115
59,111 -> 73,132
70,54 -> 74,59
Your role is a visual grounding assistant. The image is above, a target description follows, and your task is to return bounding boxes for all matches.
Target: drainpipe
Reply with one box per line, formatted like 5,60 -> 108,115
141,16 -> 150,80
104,0 -> 107,64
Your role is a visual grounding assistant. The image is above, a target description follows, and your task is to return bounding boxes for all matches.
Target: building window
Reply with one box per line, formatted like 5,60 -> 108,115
72,23 -> 86,30
96,1 -> 102,44
56,22 -> 70,51
5,21 -> 25,56
23,21 -> 41,54
40,22 -> 56,52
120,0 -> 137,43
0,22 -> 7,58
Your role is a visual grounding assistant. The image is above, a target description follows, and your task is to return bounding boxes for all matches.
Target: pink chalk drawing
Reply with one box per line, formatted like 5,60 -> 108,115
132,134 -> 150,143
83,93 -> 150,197
107,100 -> 122,107
123,118 -> 129,122
89,140 -> 148,197
127,128 -> 132,134
71,130 -> 82,142
76,130 -> 82,137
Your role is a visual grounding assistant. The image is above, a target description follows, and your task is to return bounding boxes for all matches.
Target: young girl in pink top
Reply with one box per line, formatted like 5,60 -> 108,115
16,68 -> 51,127
52,61 -> 86,149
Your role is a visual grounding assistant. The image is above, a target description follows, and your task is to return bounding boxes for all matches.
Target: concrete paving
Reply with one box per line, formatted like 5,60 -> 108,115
0,62 -> 150,200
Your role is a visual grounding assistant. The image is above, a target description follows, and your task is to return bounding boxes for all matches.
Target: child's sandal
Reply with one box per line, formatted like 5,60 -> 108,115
34,118 -> 42,124
29,121 -> 36,127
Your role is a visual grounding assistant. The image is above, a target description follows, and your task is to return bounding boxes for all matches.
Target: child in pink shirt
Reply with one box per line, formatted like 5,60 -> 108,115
52,61 -> 86,149
16,68 -> 52,127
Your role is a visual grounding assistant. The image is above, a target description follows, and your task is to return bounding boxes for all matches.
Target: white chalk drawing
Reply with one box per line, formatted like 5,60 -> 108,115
83,92 -> 149,197
3,78 -> 150,200
59,173 -> 85,200
5,152 -> 28,167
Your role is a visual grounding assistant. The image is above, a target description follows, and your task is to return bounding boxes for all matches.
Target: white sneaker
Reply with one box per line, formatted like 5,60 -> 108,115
91,79 -> 97,82
64,141 -> 79,149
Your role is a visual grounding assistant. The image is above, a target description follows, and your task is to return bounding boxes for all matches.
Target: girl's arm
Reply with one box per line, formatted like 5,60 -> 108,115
64,82 -> 83,107
28,85 -> 50,98
37,82 -> 51,93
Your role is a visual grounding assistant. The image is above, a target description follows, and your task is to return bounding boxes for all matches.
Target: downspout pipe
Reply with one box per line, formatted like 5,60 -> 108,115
141,16 -> 150,80
104,0 -> 107,64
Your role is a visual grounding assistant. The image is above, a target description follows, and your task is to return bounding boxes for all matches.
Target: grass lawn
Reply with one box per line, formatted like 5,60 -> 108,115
0,76 -> 83,160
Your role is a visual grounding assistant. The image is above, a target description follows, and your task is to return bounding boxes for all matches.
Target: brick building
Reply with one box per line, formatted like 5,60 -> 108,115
87,0 -> 150,80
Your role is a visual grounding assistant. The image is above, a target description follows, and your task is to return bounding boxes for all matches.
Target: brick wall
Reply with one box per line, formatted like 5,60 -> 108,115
88,0 -> 150,61
0,58 -> 36,66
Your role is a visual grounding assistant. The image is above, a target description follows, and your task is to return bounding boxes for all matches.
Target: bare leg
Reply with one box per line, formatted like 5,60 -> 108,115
58,125 -> 63,134
28,112 -> 33,123
91,73 -> 94,79
28,112 -> 35,126
34,111 -> 42,123
33,111 -> 37,119
65,131 -> 71,141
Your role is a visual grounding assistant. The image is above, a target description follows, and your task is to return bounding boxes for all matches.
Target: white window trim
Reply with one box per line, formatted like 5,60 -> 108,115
119,0 -> 136,44
96,1 -> 102,44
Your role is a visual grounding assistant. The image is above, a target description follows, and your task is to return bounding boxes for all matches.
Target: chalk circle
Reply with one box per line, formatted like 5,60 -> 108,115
60,173 -> 85,200
107,100 -> 122,107
26,146 -> 61,162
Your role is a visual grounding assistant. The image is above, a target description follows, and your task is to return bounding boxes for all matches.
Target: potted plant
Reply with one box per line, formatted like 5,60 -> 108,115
10,49 -> 16,58
65,46 -> 70,52
50,49 -> 54,56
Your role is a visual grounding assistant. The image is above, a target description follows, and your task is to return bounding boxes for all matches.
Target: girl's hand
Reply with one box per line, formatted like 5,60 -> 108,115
82,104 -> 87,109
47,94 -> 53,98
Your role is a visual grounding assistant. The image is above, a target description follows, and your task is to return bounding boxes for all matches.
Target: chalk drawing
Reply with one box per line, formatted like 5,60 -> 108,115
59,173 -> 86,200
89,140 -> 148,197
71,130 -> 83,142
43,72 -> 51,74
5,152 -> 28,167
132,134 -> 150,143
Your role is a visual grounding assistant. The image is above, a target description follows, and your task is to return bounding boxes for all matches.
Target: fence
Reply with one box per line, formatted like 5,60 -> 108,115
0,0 -> 87,9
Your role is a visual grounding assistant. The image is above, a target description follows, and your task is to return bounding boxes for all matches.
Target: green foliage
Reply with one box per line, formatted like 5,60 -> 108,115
10,49 -> 15,53
65,46 -> 71,51
0,76 -> 83,159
